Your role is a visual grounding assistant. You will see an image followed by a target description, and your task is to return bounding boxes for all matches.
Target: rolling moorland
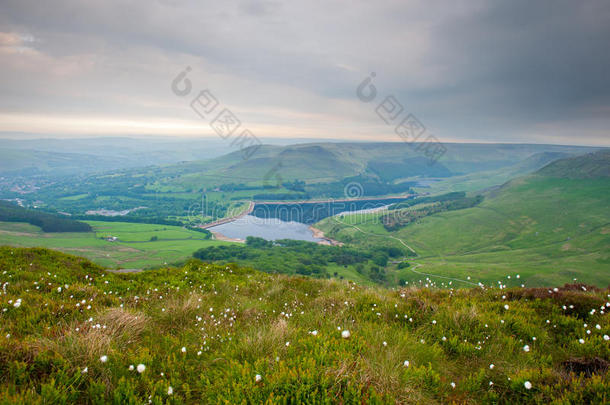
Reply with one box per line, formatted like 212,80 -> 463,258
317,150 -> 610,287
0,247 -> 608,403
0,142 -> 608,289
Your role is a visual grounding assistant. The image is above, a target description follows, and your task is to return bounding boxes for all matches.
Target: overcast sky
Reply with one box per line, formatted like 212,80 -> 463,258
1,0 -> 609,145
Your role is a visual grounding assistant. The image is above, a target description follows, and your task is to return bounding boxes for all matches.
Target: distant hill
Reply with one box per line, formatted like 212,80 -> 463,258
536,149 -> 610,179
133,142 -> 600,190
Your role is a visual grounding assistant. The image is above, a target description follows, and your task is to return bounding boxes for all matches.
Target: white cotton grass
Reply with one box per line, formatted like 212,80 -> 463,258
341,330 -> 351,339
403,360 -> 410,367
100,355 -> 108,363
523,345 -> 530,352
181,346 -> 187,353
604,335 -> 610,341
128,365 -> 134,371
167,386 -> 173,395
255,374 -> 262,382
489,364 -> 495,369
524,381 -> 532,390
136,364 -> 146,373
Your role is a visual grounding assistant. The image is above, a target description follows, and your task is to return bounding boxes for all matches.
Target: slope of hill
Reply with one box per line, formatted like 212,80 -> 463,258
316,151 -> 610,287
0,247 -> 608,403
149,142 -> 598,190
537,149 -> 610,179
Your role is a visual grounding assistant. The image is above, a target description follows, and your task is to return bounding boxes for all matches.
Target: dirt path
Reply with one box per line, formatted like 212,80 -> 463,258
331,217 -> 417,254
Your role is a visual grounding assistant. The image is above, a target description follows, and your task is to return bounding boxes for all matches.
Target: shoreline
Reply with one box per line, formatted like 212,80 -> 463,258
309,225 -> 344,246
209,230 -> 245,243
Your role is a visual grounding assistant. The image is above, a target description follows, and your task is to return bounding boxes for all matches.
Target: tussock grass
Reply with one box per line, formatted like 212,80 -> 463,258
0,247 -> 608,403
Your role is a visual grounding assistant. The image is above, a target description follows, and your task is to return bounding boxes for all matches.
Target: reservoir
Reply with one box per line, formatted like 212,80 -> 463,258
209,196 -> 412,242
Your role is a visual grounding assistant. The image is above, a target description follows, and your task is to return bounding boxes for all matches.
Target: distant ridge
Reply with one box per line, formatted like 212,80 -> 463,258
536,149 -> 610,179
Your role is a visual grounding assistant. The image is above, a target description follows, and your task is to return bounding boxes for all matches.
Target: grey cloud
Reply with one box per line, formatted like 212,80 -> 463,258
0,0 -> 608,145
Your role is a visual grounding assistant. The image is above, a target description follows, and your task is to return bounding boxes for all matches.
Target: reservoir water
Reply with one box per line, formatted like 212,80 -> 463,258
209,196 -> 413,242
210,215 -> 322,242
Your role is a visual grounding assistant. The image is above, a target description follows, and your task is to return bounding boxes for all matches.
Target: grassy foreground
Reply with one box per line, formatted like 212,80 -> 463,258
0,247 -> 609,404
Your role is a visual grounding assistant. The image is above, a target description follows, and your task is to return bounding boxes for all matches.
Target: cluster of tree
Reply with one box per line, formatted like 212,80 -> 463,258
305,175 -> 414,199
252,193 -> 310,201
0,201 -> 91,232
193,237 -> 405,283
388,192 -> 466,210
382,194 -> 484,231
184,226 -> 212,238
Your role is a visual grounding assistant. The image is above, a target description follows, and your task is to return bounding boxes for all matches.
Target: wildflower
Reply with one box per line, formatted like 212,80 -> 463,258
181,346 -> 187,353
403,360 -> 410,367
489,364 -> 495,369
595,324 -> 601,330
13,299 -> 21,308
504,304 -> 509,310
129,365 -> 134,371
578,338 -> 585,344
524,381 -> 532,390
310,330 -> 318,336
523,345 -> 530,352
82,367 -> 88,374
450,382 -> 456,389
382,341 -> 387,347
603,335 -> 609,341
285,341 -> 290,347
255,374 -> 262,382
100,355 -> 108,363
442,336 -> 447,341
341,330 -> 351,339
137,364 -> 145,373
167,386 -> 173,395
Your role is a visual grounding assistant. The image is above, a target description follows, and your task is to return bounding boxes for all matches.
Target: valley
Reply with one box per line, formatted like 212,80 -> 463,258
0,141 -> 607,288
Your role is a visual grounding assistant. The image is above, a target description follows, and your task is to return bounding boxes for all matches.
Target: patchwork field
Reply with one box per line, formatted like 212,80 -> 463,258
0,220 -> 228,269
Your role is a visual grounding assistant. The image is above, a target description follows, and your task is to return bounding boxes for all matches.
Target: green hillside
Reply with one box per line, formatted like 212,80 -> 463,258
148,142 -> 598,190
537,150 -> 610,179
0,247 -> 608,403
317,151 -> 610,287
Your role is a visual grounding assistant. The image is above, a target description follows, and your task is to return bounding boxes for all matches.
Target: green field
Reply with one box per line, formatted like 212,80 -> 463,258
0,220 -> 229,269
317,174 -> 610,288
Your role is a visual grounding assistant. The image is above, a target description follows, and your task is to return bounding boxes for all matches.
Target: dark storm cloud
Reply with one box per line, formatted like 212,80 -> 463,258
0,0 -> 608,144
